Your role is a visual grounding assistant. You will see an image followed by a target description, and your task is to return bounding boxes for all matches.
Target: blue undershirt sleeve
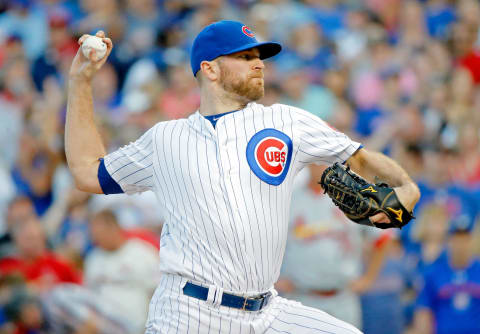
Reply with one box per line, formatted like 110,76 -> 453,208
97,158 -> 124,194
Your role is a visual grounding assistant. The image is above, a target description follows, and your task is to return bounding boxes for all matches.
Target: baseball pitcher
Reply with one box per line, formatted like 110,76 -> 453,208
66,21 -> 420,333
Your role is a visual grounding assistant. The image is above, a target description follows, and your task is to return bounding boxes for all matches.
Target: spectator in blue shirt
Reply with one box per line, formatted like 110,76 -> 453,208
411,215 -> 480,334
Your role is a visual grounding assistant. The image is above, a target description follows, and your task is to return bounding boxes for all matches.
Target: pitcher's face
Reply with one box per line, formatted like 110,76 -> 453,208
218,48 -> 265,101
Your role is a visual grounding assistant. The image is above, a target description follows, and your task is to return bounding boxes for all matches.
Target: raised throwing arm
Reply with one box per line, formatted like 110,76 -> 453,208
65,31 -> 113,194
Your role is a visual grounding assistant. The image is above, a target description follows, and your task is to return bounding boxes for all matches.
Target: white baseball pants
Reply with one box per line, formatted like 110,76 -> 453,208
145,274 -> 363,334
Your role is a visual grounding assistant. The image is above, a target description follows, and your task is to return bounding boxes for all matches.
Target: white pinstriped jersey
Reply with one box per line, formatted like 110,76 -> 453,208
103,102 -> 361,296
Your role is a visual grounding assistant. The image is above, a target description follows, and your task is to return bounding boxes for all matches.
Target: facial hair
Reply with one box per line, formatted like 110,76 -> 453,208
219,63 -> 264,101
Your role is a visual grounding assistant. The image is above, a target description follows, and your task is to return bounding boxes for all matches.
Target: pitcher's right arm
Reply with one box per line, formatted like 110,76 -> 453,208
65,31 -> 113,194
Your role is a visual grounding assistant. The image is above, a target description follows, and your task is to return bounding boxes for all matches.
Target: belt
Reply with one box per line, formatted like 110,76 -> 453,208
183,282 -> 272,311
310,289 -> 339,297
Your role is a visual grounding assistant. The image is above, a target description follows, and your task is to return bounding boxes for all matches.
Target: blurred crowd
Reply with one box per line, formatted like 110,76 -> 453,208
0,0 -> 479,333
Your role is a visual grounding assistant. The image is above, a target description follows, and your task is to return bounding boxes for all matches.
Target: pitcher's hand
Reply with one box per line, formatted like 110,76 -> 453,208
69,30 -> 113,81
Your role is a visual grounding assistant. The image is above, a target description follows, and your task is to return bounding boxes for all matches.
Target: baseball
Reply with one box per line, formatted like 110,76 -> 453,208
81,35 -> 107,62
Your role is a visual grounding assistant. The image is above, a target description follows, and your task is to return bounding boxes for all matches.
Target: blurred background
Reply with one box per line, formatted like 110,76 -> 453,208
0,0 -> 479,333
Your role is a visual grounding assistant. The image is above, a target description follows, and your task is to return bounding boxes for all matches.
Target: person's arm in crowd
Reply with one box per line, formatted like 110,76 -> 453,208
411,308 -> 434,334
350,233 -> 391,293
42,188 -> 89,240
65,31 -> 113,194
411,266 -> 436,334
41,195 -> 69,238
346,148 -> 420,225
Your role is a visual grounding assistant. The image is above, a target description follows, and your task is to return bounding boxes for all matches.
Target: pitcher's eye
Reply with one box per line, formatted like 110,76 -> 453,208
238,54 -> 258,60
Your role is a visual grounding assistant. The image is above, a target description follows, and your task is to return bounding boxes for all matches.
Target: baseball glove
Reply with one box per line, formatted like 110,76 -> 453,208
319,163 -> 414,229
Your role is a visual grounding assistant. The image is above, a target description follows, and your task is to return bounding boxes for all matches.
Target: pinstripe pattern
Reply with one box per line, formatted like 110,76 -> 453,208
145,275 -> 362,333
103,102 -> 361,333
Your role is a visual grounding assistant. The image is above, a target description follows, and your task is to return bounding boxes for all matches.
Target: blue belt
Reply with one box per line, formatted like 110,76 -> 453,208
182,282 -> 272,311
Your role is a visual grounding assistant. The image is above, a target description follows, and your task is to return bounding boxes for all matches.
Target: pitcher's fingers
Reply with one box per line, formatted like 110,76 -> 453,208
102,37 -> 113,49
78,34 -> 90,45
103,37 -> 113,52
89,49 -> 98,62
95,30 -> 105,38
369,212 -> 391,225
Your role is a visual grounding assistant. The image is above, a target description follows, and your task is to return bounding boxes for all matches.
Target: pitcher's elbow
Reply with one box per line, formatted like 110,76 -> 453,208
73,176 -> 89,192
68,163 -> 103,194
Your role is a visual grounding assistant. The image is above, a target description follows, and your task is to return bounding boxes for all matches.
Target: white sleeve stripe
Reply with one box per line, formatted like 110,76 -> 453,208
297,119 -> 340,141
110,152 -> 152,176
298,159 -> 331,164
298,125 -> 332,141
103,125 -> 155,193
299,142 -> 357,161
299,137 -> 347,157
133,175 -> 153,185
298,148 -> 335,159
105,139 -> 152,167
118,162 -> 153,182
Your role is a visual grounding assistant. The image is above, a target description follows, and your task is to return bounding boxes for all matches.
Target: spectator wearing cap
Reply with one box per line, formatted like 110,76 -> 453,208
424,0 -> 457,40
31,8 -> 77,92
402,147 -> 480,262
411,215 -> 480,334
0,0 -> 49,60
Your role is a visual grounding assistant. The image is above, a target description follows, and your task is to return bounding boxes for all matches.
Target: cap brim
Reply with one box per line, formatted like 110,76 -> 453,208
449,228 -> 472,235
223,41 -> 282,60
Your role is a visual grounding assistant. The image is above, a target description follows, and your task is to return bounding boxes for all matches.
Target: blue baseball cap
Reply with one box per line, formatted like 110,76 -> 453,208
448,213 -> 476,235
190,20 -> 282,76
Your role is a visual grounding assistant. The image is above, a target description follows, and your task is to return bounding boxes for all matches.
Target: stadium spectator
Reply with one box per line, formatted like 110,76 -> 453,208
411,215 -> 480,334
277,164 -> 391,329
0,0 -> 49,60
41,209 -> 159,334
0,214 -> 81,292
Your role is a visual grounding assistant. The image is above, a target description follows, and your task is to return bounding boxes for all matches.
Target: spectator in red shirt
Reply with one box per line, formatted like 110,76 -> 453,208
0,215 -> 81,292
451,21 -> 480,85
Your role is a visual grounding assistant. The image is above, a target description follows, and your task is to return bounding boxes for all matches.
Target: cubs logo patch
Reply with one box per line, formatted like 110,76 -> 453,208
246,129 -> 292,186
242,25 -> 255,38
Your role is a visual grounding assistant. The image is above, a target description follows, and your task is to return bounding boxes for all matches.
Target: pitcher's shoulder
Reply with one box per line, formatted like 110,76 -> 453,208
145,117 -> 191,140
154,115 -> 192,128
